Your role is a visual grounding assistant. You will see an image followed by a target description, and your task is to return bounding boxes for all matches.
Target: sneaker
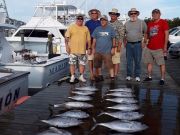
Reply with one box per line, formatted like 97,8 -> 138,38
126,76 -> 132,81
70,75 -> 75,83
135,77 -> 141,82
159,79 -> 165,85
79,75 -> 86,82
143,77 -> 152,82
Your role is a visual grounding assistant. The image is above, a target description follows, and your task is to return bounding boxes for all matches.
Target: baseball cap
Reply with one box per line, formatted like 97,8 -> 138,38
152,9 -> 161,14
100,15 -> 108,21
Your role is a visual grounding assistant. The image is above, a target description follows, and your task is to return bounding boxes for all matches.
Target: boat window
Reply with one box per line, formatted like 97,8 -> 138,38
59,29 -> 66,37
15,30 -> 55,38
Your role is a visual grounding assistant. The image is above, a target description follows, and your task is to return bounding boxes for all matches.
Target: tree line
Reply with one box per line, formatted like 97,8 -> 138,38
144,17 -> 180,28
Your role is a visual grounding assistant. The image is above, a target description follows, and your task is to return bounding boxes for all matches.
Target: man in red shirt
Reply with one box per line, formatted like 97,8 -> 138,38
144,9 -> 169,85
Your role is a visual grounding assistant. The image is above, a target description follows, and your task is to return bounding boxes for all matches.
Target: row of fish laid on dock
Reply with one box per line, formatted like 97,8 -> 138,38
38,86 -> 148,134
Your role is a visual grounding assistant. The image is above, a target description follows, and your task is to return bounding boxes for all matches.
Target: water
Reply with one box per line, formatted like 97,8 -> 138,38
39,83 -> 180,135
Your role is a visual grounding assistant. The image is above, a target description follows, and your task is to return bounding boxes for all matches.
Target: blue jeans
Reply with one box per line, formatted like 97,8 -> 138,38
126,42 -> 142,77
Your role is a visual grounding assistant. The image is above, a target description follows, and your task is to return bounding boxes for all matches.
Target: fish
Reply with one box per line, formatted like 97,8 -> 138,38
37,127 -> 72,135
75,86 -> 98,91
105,97 -> 138,104
91,120 -> 148,133
68,95 -> 92,101
106,92 -> 135,98
55,110 -> 89,119
51,102 -> 93,109
41,116 -> 82,128
72,90 -> 95,96
98,111 -> 144,120
107,104 -> 139,111
109,88 -> 133,93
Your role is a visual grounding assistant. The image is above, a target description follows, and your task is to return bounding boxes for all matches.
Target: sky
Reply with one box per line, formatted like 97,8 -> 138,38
5,0 -> 180,22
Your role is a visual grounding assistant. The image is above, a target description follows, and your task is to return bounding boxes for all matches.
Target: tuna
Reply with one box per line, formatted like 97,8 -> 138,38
37,127 -> 72,135
51,102 -> 93,109
106,92 -> 135,98
109,88 -> 133,93
72,90 -> 95,96
98,111 -> 144,120
107,104 -> 139,111
41,116 -> 82,128
105,97 -> 138,104
55,110 -> 89,119
75,86 -> 98,91
91,120 -> 148,133
68,95 -> 92,101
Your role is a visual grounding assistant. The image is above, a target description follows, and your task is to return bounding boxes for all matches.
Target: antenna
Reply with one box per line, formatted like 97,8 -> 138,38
1,0 -> 9,18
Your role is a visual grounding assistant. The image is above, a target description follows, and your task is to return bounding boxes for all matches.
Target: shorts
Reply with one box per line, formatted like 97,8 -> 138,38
144,48 -> 165,65
87,54 -> 94,61
69,54 -> 87,65
112,51 -> 121,64
94,53 -> 113,69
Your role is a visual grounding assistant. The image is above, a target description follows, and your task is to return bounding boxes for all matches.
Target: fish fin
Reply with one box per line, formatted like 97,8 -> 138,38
97,112 -> 104,117
92,117 -> 96,123
49,127 -> 62,134
91,124 -> 98,131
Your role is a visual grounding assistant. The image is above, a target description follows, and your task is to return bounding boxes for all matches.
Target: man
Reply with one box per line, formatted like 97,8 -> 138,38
92,15 -> 116,80
124,8 -> 147,82
144,9 -> 169,85
85,9 -> 101,81
109,8 -> 125,78
65,14 -> 91,83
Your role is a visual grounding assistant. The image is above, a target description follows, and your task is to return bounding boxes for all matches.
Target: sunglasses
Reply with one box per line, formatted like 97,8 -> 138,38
91,12 -> 97,14
110,13 -> 117,16
130,13 -> 137,15
77,17 -> 84,20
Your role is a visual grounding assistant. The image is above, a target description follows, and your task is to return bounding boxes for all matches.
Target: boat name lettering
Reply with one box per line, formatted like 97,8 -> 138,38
49,62 -> 68,75
0,88 -> 20,111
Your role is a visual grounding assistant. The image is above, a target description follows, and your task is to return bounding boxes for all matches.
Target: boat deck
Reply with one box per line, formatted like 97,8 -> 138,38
0,50 -> 180,135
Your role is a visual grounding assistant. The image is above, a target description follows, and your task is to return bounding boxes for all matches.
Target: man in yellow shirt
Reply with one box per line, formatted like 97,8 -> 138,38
65,14 -> 91,83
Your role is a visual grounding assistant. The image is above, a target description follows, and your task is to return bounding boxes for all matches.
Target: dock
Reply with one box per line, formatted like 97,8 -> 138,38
0,50 -> 180,135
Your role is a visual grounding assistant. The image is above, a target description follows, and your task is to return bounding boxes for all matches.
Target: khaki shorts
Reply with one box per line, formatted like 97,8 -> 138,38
112,51 -> 121,64
87,54 -> 94,61
144,48 -> 165,65
94,53 -> 113,69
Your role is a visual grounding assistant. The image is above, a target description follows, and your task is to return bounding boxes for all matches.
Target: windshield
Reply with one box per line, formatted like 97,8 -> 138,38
170,28 -> 179,35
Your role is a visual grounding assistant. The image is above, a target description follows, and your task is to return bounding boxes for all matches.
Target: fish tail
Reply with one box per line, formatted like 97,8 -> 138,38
41,120 -> 48,124
49,103 -> 63,108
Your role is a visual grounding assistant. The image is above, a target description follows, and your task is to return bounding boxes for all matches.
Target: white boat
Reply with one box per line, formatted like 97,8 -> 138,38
0,24 -> 29,115
0,3 -> 70,89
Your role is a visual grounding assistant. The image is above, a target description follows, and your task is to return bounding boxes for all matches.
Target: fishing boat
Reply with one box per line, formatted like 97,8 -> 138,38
0,23 -> 29,115
1,2 -> 70,89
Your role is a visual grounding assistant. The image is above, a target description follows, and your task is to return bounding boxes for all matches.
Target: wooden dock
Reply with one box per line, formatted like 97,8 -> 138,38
0,50 -> 180,135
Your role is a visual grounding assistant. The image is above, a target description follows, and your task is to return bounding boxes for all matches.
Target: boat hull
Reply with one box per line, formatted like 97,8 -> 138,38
1,55 -> 69,89
0,71 -> 29,115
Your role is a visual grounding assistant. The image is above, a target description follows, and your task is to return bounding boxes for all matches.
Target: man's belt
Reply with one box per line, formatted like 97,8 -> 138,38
127,41 -> 141,44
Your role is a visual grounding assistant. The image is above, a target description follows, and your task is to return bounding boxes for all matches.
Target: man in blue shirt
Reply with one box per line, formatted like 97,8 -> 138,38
85,9 -> 101,81
92,15 -> 116,80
